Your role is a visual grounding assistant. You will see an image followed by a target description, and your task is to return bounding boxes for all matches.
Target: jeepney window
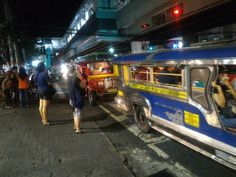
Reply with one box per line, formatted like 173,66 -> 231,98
153,66 -> 182,87
130,66 -> 150,82
87,62 -> 113,75
190,68 -> 210,109
211,65 -> 236,121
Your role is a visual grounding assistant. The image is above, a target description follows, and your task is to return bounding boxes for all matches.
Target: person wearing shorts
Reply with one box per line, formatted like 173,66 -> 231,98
72,107 -> 82,132
68,66 -> 86,133
35,62 -> 52,125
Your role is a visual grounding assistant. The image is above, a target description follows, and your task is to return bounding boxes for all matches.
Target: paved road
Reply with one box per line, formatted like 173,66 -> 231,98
97,102 -> 236,177
55,80 -> 236,177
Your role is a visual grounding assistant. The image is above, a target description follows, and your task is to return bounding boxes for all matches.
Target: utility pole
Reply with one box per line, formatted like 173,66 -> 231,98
8,36 -> 14,67
13,41 -> 19,67
21,48 -> 26,63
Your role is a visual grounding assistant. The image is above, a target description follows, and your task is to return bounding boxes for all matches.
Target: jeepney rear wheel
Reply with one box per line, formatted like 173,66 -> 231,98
88,91 -> 96,106
133,105 -> 150,133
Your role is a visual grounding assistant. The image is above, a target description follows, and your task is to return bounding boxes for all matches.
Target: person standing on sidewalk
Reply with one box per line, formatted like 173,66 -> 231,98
67,65 -> 86,133
35,62 -> 52,125
18,67 -> 29,108
1,71 -> 13,109
10,66 -> 19,107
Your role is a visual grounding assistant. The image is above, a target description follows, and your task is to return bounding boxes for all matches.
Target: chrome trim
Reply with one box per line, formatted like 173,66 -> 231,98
143,98 -> 152,118
115,96 -> 131,112
117,58 -> 236,66
187,99 -> 221,128
187,66 -> 222,128
150,114 -> 236,157
151,125 -> 236,170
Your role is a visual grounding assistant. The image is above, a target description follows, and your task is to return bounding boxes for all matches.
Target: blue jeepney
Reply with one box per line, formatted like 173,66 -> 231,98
112,44 -> 236,170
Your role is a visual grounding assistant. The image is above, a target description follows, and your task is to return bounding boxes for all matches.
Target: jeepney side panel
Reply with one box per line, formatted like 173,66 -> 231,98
128,64 -> 236,149
112,48 -> 236,168
116,64 -> 151,111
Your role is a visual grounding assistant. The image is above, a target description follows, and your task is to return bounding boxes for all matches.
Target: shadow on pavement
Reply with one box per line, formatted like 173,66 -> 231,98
49,119 -> 73,125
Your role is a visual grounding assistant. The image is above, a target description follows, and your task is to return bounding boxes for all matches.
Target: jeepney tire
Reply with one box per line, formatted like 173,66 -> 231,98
134,105 -> 150,133
88,91 -> 96,106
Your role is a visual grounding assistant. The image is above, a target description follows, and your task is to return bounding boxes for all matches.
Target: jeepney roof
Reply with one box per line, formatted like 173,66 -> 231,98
112,45 -> 236,64
75,59 -> 111,65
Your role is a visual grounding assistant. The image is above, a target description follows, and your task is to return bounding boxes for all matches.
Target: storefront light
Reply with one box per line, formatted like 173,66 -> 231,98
178,41 -> 183,48
32,60 -> 41,67
173,43 -> 178,49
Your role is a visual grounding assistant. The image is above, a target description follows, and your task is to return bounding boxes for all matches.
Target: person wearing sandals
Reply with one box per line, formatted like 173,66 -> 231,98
35,62 -> 52,125
67,65 -> 86,133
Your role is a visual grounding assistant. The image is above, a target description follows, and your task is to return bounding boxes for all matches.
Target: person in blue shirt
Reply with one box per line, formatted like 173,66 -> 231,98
35,62 -> 52,125
67,65 -> 86,133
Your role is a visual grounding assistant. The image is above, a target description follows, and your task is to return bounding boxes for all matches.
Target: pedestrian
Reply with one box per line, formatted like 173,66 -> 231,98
10,66 -> 19,106
212,74 -> 236,117
18,67 -> 29,108
1,71 -> 13,109
67,65 -> 86,133
35,62 -> 53,125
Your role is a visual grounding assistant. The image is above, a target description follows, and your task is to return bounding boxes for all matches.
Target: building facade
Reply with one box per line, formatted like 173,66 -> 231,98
56,0 -> 236,62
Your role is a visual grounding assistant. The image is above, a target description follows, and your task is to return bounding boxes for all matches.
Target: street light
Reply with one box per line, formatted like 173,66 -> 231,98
109,47 -> 114,54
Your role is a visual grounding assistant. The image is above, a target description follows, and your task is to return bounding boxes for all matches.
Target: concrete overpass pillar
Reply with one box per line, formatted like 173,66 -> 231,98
7,36 -> 15,67
13,42 -> 20,67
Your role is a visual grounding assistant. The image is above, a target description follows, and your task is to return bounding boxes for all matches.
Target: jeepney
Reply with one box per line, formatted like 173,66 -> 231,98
112,44 -> 236,170
76,60 -> 117,105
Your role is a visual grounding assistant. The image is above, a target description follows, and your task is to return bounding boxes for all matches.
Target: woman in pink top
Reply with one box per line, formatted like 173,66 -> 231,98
18,67 -> 29,108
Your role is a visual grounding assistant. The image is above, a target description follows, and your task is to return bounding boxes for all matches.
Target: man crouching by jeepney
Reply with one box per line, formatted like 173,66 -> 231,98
67,65 -> 86,134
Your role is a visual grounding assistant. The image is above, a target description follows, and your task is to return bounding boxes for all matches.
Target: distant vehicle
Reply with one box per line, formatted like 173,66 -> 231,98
76,59 -> 117,106
48,67 -> 61,82
112,44 -> 236,170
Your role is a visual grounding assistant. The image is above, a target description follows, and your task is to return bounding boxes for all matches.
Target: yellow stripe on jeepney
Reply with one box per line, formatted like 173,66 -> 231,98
192,87 -> 205,92
88,73 -> 115,79
113,65 -> 119,76
129,83 -> 187,99
184,111 -> 200,128
118,90 -> 124,96
122,65 -> 129,86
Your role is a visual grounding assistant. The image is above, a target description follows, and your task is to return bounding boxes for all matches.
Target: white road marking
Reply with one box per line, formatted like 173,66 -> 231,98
99,104 -> 197,176
99,104 -> 170,159
53,83 -> 66,98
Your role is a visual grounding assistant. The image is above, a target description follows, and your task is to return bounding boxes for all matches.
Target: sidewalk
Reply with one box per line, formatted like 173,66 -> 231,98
0,98 -> 134,177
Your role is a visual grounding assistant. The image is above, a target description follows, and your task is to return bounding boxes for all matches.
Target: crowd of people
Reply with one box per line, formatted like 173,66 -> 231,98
0,62 -> 86,134
34,62 -> 85,132
1,66 -> 30,109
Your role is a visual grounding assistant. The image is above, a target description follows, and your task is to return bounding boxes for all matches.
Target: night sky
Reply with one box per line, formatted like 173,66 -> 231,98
9,0 -> 83,37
